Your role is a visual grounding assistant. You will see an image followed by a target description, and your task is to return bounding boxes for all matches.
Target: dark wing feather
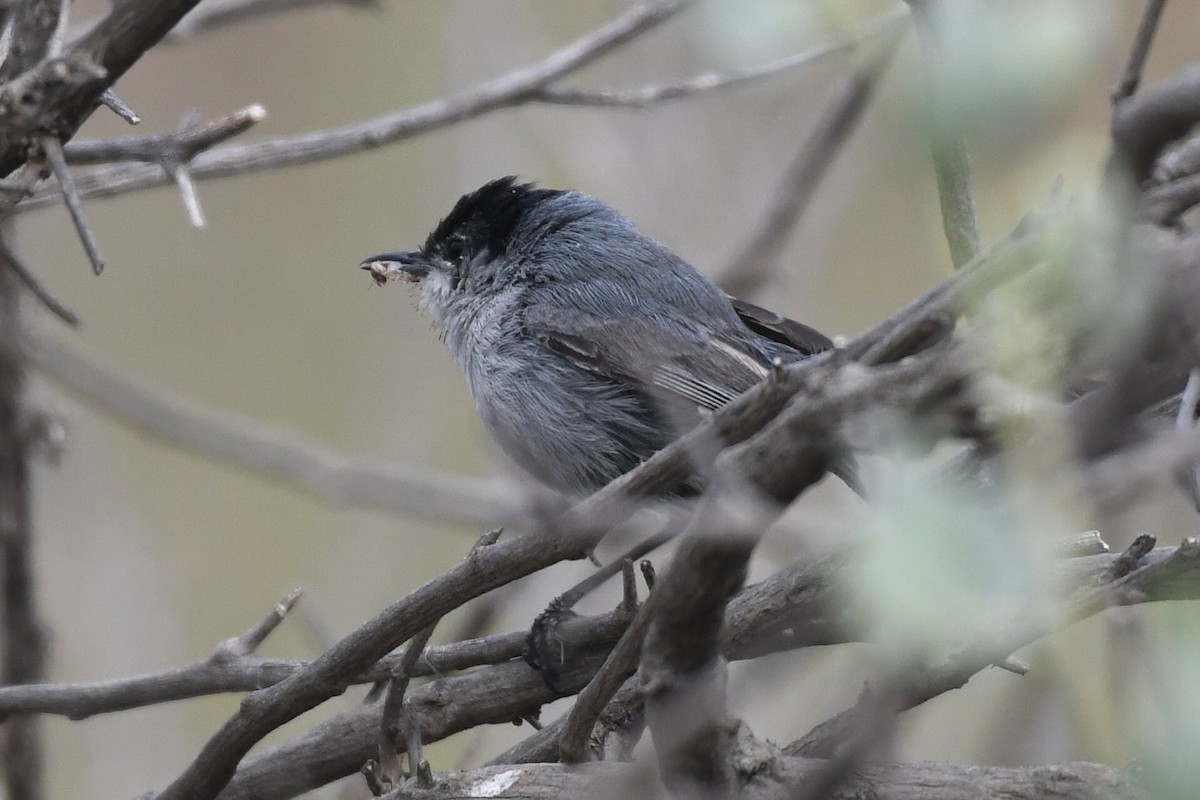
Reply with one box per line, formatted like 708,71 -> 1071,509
523,305 -> 769,412
730,298 -> 833,357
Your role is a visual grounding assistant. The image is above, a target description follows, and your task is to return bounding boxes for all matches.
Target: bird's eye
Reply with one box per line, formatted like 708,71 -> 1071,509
445,235 -> 467,262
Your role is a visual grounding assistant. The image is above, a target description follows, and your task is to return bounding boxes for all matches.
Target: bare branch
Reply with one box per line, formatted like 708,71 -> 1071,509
153,336 -> 972,800
1083,415 -> 1200,512
0,606 -> 629,721
1112,0 -> 1169,103
153,519 -> 613,800
214,647 -> 616,800
24,329 -> 523,526
63,104 -> 265,227
717,26 -> 905,297
201,538 -> 1200,800
18,0 -> 696,211
635,343 -> 974,795
0,533 -> 1169,799
39,136 -> 103,273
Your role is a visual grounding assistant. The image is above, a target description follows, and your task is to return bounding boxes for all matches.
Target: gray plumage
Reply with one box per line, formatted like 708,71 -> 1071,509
363,177 -> 836,494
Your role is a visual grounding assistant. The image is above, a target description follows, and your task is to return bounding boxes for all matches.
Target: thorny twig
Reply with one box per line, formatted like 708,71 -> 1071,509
98,88 -> 140,124
211,588 -> 303,662
65,104 -> 266,227
40,136 -> 104,273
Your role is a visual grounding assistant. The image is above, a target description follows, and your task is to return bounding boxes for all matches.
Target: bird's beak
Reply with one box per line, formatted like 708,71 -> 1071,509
360,250 -> 427,286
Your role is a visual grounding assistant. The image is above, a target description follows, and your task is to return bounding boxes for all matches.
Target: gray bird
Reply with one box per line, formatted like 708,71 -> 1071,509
362,177 -> 846,495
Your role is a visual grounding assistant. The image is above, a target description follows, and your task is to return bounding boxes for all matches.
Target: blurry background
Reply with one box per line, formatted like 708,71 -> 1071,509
12,0 -> 1200,795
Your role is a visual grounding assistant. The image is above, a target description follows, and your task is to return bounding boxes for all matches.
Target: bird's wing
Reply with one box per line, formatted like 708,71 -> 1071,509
523,305 -> 771,411
729,298 -> 833,357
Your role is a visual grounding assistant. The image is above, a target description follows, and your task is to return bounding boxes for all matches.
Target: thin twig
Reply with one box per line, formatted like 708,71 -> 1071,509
39,136 -> 103,274
0,238 -> 78,326
379,624 -> 436,784
534,8 -> 906,109
1112,0 -> 1169,103
906,0 -> 982,268
717,24 -> 906,296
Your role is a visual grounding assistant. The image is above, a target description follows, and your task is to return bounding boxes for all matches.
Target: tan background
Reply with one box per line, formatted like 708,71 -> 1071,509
13,0 -> 1200,795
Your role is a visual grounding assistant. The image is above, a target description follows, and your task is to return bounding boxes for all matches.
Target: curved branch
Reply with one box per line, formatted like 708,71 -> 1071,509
26,330 -> 521,526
